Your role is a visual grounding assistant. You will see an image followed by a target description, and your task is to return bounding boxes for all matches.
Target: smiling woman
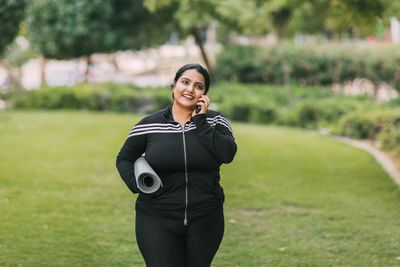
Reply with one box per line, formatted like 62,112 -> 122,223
116,63 -> 237,267
172,68 -> 208,127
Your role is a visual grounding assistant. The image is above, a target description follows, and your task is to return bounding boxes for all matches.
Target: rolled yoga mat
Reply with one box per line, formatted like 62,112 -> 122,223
134,156 -> 163,194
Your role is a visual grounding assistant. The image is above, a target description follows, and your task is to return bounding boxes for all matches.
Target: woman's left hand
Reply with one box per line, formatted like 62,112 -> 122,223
192,95 -> 210,117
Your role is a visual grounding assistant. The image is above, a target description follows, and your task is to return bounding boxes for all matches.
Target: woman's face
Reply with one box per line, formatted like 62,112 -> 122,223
173,69 -> 206,110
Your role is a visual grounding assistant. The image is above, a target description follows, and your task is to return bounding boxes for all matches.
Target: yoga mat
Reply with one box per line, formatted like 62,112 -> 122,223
134,156 -> 163,194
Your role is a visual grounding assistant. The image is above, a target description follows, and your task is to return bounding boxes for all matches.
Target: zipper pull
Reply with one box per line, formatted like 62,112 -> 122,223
184,219 -> 187,226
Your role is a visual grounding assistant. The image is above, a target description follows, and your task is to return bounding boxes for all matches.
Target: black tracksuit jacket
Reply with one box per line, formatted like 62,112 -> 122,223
116,104 -> 237,225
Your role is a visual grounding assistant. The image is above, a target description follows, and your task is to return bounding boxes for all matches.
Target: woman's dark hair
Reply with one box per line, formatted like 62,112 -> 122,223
172,63 -> 210,94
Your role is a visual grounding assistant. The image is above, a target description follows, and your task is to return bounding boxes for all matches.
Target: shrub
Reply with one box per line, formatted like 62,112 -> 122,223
11,83 -> 173,114
336,113 -> 377,139
294,102 -> 323,128
152,90 -> 172,111
218,97 -> 256,122
11,81 -> 400,159
275,108 -> 299,127
109,90 -> 141,113
275,98 -> 367,129
215,45 -> 266,83
378,126 -> 400,156
336,110 -> 400,139
215,44 -> 400,91
249,102 -> 277,124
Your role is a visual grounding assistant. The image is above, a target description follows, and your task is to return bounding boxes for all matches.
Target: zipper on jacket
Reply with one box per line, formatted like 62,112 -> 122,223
182,124 -> 189,226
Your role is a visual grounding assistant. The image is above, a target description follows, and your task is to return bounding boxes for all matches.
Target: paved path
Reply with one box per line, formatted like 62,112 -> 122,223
333,136 -> 400,187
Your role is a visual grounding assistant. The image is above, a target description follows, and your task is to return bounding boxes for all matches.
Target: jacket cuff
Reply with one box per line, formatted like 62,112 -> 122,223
192,114 -> 208,130
131,183 -> 140,194
131,175 -> 140,194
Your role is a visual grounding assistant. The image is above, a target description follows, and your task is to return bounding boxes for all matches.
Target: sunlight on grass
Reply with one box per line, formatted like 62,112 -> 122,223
0,111 -> 399,266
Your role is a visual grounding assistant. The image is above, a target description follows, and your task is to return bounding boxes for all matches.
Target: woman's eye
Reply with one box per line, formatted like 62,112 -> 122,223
196,85 -> 204,90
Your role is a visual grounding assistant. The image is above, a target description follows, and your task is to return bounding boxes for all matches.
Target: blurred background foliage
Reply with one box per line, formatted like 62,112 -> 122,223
1,0 -> 400,156
0,0 -> 26,57
10,82 -> 400,156
215,44 -> 400,88
26,0 -> 176,59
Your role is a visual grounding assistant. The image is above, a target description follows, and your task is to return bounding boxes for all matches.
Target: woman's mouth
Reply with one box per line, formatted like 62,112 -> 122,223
183,94 -> 194,100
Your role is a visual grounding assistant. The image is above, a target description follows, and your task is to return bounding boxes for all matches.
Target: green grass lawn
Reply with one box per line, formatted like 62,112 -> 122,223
1,110 -> 399,266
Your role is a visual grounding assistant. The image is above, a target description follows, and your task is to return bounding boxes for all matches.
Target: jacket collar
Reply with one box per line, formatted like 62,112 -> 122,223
162,103 -> 175,123
162,103 -> 195,123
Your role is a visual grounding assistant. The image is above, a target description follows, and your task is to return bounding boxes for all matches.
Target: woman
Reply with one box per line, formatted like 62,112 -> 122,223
116,63 -> 237,267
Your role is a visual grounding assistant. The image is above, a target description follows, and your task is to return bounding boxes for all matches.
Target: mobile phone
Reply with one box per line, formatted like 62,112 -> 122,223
196,99 -> 204,113
196,105 -> 201,113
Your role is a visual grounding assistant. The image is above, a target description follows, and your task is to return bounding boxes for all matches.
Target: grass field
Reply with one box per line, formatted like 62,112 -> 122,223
1,110 -> 399,266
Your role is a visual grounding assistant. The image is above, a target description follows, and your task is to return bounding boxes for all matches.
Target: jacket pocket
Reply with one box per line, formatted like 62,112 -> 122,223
139,186 -> 164,200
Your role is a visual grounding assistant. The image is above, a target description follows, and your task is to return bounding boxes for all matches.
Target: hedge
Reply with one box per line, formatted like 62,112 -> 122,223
336,109 -> 400,138
8,82 -> 400,155
11,83 -> 172,113
215,44 -> 400,91
335,109 -> 400,155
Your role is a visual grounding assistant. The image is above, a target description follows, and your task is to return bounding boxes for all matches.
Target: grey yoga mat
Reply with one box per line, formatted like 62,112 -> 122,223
134,156 -> 163,194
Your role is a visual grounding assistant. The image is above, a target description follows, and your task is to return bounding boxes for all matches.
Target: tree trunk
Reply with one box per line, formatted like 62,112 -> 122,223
276,36 -> 291,106
74,58 -> 81,84
191,27 -> 212,76
373,81 -> 379,100
283,59 -> 291,106
39,56 -> 47,87
0,60 -> 22,88
352,27 -> 360,39
84,55 -> 91,83
333,32 -> 340,43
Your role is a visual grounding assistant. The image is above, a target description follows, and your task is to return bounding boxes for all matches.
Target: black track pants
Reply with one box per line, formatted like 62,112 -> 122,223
135,207 -> 224,267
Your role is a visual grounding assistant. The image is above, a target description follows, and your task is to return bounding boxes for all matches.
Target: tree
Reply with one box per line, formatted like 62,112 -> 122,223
145,0 -> 246,74
282,0 -> 387,38
26,0 -> 175,81
0,0 -> 26,56
0,0 -> 26,87
382,0 -> 400,25
230,0 -> 386,40
324,0 -> 385,38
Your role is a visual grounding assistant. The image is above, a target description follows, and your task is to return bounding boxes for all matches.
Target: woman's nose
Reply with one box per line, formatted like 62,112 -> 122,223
185,84 -> 194,92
